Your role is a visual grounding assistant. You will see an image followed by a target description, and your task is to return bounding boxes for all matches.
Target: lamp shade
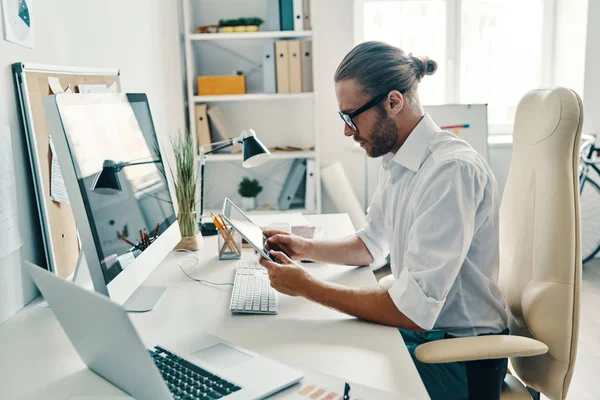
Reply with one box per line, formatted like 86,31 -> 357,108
242,134 -> 271,168
91,160 -> 122,195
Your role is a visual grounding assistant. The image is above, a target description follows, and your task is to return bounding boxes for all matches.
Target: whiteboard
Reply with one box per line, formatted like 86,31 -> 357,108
365,104 -> 488,207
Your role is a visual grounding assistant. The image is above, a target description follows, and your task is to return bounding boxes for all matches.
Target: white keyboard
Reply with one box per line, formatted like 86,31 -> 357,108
230,260 -> 278,315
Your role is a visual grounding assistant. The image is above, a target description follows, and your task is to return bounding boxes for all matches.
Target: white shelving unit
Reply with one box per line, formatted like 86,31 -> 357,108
189,30 -> 313,41
181,0 -> 321,215
192,92 -> 314,103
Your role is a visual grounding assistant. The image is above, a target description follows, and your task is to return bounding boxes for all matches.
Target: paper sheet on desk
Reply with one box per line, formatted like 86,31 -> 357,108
278,370 -> 400,400
0,126 -> 23,260
49,136 -> 70,204
250,213 -> 310,228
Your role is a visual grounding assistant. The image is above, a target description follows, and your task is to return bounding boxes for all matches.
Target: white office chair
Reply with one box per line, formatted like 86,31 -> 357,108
380,87 -> 583,399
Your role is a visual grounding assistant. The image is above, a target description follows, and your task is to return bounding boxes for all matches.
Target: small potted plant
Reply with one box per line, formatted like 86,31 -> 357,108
245,17 -> 264,32
219,19 -> 235,33
171,130 -> 203,251
233,18 -> 247,32
238,177 -> 262,210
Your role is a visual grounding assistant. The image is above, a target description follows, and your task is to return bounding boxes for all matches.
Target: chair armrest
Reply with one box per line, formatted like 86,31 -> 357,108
414,335 -> 548,364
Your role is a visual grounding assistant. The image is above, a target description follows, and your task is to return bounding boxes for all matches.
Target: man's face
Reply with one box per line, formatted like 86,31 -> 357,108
335,79 -> 399,158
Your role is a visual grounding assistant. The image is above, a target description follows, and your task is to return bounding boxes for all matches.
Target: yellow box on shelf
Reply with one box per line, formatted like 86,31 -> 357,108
197,75 -> 246,96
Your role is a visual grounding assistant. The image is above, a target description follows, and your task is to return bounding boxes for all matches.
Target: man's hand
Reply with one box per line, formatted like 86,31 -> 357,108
259,250 -> 314,297
263,229 -> 312,261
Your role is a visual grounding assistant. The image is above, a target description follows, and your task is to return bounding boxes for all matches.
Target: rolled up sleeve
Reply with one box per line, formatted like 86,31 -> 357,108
388,161 -> 482,330
355,183 -> 389,265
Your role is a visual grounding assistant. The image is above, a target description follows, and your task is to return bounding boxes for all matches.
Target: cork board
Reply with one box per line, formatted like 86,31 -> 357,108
14,64 -> 121,278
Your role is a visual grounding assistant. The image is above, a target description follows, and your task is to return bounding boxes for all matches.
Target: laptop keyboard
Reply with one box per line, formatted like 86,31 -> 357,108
230,260 -> 278,315
150,346 -> 241,399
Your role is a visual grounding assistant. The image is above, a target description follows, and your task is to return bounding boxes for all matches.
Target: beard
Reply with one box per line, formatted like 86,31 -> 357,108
363,111 -> 398,158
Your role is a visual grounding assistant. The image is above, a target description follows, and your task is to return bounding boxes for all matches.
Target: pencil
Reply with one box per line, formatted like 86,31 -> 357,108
218,214 -> 228,230
211,213 -> 239,255
120,237 -> 136,247
139,230 -> 144,245
153,223 -> 160,239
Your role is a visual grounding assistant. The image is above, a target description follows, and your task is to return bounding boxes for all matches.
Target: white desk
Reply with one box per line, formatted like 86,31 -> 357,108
0,214 -> 428,399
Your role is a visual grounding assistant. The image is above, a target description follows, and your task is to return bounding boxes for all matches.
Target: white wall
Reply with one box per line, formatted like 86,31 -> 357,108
312,0 -> 366,213
583,0 -> 600,137
0,0 -> 185,324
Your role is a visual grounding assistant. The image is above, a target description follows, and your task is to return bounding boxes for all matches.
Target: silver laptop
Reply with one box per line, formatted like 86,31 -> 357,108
24,262 -> 303,400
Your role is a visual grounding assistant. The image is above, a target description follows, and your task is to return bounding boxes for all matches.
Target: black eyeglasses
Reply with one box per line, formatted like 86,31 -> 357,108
338,92 -> 389,132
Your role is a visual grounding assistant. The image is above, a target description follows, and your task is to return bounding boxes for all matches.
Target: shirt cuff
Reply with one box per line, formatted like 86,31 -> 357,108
388,268 -> 445,331
355,229 -> 388,266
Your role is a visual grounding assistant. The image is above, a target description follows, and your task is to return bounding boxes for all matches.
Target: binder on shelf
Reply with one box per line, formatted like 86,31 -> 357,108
266,0 -> 281,31
278,159 -> 307,210
263,40 -> 277,94
279,0 -> 294,31
303,0 -> 312,30
305,159 -> 316,211
194,104 -> 212,148
275,40 -> 290,94
288,40 -> 302,93
301,40 -> 313,93
293,0 -> 305,31
206,106 -> 240,153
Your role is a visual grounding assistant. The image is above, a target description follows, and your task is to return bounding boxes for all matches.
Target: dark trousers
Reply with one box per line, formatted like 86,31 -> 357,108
400,328 -> 509,400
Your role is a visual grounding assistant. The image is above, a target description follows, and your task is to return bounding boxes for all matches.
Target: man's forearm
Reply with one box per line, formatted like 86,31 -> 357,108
305,235 -> 373,266
302,277 -> 424,331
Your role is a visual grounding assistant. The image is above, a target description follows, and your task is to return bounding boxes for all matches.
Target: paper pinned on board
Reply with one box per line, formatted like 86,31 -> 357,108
0,126 -> 23,260
48,136 -> 70,204
107,82 -> 117,93
78,83 -> 116,94
48,76 -> 64,93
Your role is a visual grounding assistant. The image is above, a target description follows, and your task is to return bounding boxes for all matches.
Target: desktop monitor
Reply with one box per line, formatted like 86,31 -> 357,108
43,93 -> 181,311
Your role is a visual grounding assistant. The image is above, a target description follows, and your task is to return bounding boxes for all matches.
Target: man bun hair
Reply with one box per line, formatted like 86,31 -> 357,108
411,55 -> 438,81
334,41 -> 437,112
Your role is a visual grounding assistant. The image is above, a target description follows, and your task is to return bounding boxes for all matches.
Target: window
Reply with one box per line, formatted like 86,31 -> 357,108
359,0 -> 554,132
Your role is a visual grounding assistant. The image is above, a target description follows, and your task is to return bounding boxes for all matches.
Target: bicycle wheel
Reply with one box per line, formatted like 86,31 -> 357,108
581,176 -> 600,263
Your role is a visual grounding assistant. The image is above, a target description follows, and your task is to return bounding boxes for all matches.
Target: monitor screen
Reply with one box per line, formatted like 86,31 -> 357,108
58,95 -> 176,284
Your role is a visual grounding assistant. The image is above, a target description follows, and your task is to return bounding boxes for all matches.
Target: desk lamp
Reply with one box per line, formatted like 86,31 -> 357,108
199,129 -> 271,236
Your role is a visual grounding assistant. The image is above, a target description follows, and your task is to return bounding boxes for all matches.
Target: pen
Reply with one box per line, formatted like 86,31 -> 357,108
344,381 -> 351,400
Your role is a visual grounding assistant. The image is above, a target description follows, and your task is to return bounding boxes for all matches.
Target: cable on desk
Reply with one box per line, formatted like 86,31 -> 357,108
175,249 -> 234,287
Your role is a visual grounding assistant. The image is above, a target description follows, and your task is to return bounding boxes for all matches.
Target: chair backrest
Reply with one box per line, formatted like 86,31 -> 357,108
499,87 -> 583,399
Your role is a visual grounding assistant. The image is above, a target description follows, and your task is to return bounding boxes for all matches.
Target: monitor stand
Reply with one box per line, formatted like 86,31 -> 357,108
60,251 -> 166,313
122,285 -> 167,312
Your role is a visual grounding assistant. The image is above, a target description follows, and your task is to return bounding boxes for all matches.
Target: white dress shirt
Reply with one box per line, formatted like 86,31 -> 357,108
356,114 -> 507,337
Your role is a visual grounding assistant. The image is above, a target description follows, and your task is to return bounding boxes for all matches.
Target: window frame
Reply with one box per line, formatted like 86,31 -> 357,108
354,0 -> 558,134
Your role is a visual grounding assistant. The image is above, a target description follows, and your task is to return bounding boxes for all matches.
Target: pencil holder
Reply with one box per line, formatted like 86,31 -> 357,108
218,228 -> 242,260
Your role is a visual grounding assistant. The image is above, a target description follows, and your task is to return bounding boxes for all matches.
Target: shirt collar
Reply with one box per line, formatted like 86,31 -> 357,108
382,113 -> 439,172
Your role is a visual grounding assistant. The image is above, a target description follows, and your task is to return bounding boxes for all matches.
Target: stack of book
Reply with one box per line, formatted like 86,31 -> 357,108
266,0 -> 311,32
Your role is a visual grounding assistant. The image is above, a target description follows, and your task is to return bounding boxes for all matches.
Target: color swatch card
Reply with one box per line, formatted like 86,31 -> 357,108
278,370 -> 399,400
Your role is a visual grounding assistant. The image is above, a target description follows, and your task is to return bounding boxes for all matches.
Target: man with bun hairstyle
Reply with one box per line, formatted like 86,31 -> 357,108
259,42 -> 508,399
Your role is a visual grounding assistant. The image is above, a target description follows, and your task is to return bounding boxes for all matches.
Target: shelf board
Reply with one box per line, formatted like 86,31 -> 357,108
205,151 -> 315,162
193,93 -> 314,103
189,31 -> 313,41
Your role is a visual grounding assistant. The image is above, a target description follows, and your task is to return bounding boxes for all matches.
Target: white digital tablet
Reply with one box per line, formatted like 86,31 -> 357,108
222,198 -> 283,262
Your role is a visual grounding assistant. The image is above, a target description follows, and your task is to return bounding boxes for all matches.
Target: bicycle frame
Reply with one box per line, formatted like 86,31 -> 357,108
579,138 -> 600,194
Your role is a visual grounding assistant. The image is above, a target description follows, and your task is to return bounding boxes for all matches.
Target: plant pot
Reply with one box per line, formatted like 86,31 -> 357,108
245,26 -> 259,32
175,234 -> 204,251
241,196 -> 257,210
220,27 -> 234,33
233,26 -> 246,32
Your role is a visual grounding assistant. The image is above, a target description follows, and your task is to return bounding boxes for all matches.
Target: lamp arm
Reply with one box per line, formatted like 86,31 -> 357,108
203,139 -> 237,155
115,159 -> 160,171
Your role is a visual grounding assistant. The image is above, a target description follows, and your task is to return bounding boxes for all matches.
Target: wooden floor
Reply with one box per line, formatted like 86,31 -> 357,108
372,263 -> 600,398
564,260 -> 600,399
